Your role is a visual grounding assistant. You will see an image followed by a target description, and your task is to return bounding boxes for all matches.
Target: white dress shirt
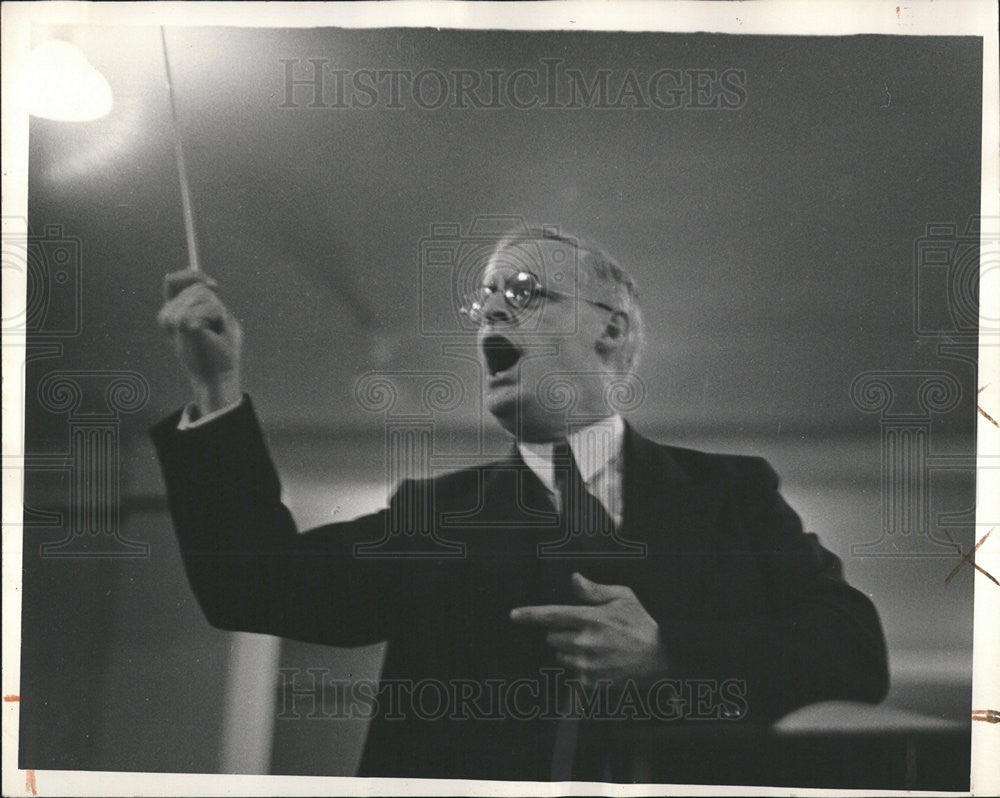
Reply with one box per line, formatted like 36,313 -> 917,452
516,414 -> 626,527
177,397 -> 245,430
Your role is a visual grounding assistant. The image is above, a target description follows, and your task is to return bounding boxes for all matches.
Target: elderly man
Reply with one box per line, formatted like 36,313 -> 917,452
153,229 -> 888,783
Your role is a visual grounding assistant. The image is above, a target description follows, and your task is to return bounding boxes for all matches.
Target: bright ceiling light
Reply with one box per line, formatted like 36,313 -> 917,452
25,39 -> 113,122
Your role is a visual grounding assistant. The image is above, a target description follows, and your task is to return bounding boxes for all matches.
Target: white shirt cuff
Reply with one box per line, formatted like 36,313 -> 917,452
177,396 -> 245,430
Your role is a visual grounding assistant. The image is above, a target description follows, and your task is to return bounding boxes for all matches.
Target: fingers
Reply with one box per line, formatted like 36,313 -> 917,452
509,605 -> 595,629
158,282 -> 230,336
163,270 -> 219,302
555,652 -> 613,690
510,576 -> 636,627
570,572 -> 633,604
546,632 -> 597,684
546,629 -> 586,651
555,651 -> 590,672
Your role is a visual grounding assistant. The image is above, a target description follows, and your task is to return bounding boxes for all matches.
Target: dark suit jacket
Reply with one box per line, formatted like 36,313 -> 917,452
151,398 -> 888,782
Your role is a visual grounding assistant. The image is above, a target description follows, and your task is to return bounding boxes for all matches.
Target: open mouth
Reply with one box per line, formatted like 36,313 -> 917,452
482,335 -> 523,377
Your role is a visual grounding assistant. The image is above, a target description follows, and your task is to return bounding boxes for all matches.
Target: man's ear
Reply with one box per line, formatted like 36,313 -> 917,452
594,311 -> 630,363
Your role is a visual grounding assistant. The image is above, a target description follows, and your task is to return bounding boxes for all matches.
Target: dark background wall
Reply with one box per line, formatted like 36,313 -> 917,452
17,25 -> 980,778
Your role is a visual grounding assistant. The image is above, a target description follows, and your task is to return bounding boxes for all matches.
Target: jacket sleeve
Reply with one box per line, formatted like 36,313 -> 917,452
663,457 -> 889,723
150,397 -> 430,647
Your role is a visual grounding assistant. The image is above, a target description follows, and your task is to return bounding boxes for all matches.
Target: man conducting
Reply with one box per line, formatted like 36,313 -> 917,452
153,228 -> 888,783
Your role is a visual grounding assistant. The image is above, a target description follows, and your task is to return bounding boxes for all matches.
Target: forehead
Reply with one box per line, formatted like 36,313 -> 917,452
484,238 -> 574,281
483,238 -> 615,306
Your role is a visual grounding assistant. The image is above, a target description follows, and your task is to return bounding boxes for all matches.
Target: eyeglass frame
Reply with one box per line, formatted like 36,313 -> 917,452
459,270 -> 617,325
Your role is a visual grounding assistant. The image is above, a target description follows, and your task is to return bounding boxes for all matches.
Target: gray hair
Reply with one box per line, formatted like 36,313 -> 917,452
495,227 -> 646,370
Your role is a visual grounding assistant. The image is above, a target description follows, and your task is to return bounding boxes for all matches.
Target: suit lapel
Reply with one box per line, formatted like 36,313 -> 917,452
478,445 -> 559,527
617,424 -> 717,621
621,422 -> 686,538
470,447 -> 564,606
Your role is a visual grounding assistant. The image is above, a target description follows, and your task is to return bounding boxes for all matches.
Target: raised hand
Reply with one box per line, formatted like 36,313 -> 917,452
157,270 -> 243,414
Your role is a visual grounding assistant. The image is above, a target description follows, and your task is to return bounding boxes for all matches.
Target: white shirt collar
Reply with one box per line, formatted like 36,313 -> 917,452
517,414 -> 626,493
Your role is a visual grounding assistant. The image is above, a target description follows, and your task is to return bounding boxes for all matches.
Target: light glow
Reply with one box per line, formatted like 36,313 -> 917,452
25,39 -> 113,122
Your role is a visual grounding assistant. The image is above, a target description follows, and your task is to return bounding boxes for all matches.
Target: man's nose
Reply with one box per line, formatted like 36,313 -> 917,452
481,292 -> 515,325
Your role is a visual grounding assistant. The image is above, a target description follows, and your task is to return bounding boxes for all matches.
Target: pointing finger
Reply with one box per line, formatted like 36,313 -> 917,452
510,605 -> 594,629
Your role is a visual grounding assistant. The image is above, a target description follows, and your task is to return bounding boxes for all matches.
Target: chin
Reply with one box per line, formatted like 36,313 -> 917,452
486,393 -> 563,442
485,389 -> 519,432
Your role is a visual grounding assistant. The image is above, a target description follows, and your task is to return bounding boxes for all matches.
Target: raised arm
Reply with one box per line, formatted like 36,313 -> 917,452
153,271 -> 425,646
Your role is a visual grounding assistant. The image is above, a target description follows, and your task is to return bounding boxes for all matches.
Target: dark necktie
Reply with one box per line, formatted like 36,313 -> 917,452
549,440 -> 617,781
550,440 -> 616,556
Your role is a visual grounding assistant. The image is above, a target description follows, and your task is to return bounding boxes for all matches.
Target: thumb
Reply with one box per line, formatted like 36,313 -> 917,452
571,572 -> 621,604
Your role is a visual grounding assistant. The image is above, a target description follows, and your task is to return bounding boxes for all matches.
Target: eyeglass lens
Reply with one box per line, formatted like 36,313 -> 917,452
468,271 -> 540,318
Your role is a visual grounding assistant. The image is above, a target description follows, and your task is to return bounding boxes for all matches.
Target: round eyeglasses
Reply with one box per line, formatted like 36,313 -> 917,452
460,270 -> 616,325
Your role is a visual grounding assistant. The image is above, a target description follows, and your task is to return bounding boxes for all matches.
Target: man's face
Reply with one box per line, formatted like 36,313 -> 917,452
475,239 -> 616,441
